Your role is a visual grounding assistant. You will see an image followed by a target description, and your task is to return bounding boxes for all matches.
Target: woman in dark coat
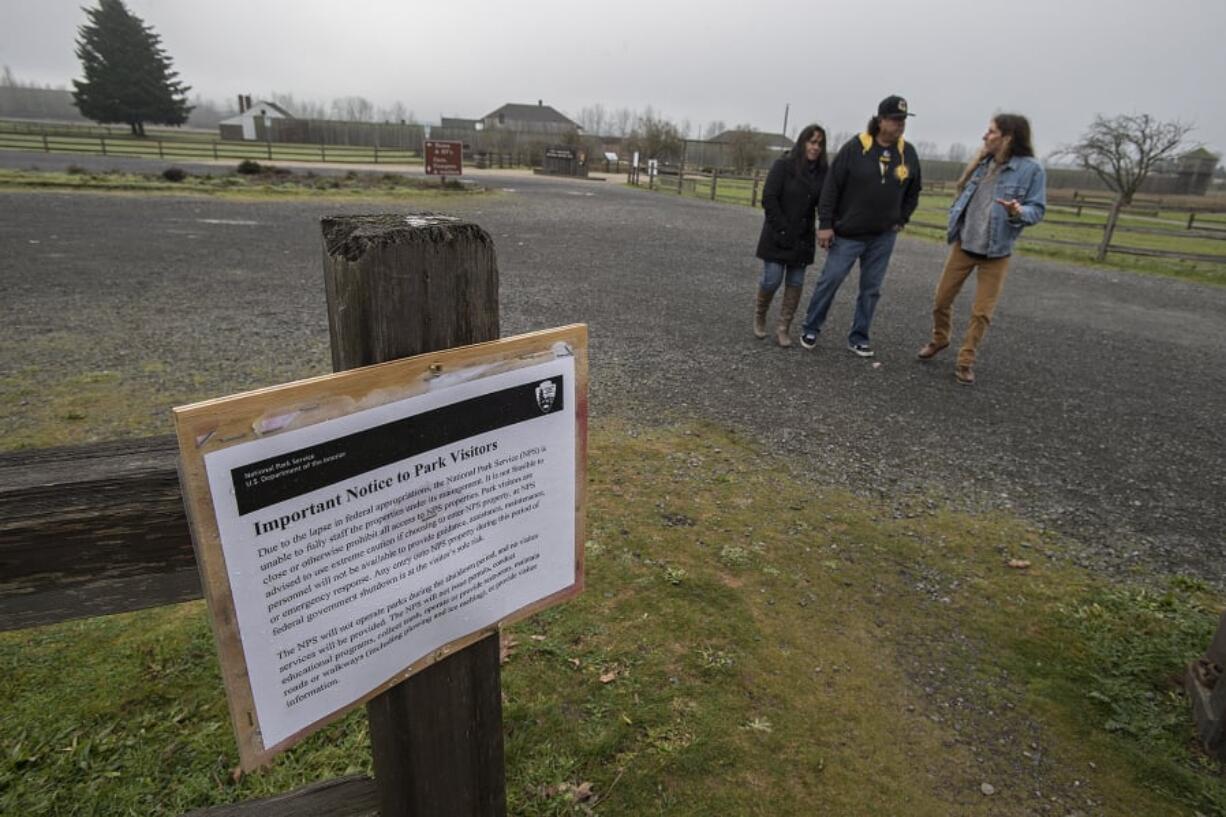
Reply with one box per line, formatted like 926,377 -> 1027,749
754,124 -> 828,346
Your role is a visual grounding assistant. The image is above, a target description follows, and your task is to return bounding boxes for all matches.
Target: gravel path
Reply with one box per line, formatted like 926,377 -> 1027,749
1,158 -> 1223,587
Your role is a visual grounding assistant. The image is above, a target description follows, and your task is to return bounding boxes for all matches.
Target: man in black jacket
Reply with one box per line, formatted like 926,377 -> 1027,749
799,95 -> 922,357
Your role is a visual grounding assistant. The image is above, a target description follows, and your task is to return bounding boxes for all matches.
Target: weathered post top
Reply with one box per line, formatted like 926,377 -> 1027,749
321,213 -> 500,370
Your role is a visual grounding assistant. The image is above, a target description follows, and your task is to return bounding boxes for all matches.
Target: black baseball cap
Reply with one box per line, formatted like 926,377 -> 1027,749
878,95 -> 915,119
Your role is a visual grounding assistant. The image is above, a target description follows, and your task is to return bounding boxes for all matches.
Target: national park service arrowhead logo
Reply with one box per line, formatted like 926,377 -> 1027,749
535,380 -> 557,413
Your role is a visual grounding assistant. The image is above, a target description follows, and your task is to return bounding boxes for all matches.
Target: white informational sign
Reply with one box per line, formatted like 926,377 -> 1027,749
648,158 -> 658,177
185,349 -> 580,757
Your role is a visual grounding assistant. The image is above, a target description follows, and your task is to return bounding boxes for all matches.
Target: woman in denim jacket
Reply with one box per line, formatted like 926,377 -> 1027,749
916,114 -> 1046,385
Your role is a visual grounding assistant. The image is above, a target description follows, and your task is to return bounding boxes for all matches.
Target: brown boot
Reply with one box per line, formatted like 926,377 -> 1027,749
754,289 -> 774,339
776,285 -> 802,347
917,341 -> 949,360
955,364 -> 976,386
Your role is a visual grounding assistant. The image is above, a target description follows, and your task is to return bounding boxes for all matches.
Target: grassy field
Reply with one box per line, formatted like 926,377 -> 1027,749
0,119 -> 422,166
2,415 -> 1223,815
639,174 -> 1226,286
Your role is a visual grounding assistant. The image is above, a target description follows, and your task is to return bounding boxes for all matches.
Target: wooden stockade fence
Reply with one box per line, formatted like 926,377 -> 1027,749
0,215 -> 515,816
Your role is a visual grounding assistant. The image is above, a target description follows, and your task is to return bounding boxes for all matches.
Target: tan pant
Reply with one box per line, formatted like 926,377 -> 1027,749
931,242 -> 1010,367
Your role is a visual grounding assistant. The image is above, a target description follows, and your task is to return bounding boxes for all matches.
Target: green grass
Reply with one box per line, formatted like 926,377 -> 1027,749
633,177 -> 1226,286
2,422 -> 1222,816
0,167 -> 485,201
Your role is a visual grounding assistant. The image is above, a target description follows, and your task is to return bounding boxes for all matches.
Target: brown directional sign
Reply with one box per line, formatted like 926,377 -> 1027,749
424,140 -> 463,175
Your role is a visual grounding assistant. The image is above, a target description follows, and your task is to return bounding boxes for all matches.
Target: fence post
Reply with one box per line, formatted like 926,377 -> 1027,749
99,136 -> 107,156
1188,212 -> 1196,230
42,131 -> 49,153
158,140 -> 164,159
266,139 -> 273,160
374,147 -> 380,164
710,169 -> 719,201
750,170 -> 761,208
677,165 -> 684,195
320,214 -> 505,817
212,142 -> 218,160
1096,198 -> 1124,262
320,140 -> 326,162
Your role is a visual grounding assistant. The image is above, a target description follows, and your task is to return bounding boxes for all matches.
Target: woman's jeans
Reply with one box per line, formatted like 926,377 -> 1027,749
759,261 -> 806,294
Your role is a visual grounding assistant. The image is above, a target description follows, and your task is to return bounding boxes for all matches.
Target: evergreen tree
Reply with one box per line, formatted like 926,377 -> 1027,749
72,0 -> 192,136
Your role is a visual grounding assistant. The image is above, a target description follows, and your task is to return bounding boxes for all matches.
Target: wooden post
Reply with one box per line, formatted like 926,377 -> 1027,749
320,141 -> 326,162
750,170 -> 761,208
42,131 -> 49,153
1188,212 -> 1197,230
677,165 -> 684,194
1096,197 -> 1124,262
320,214 -> 505,817
213,142 -> 219,160
100,136 -> 107,156
157,140 -> 164,159
710,169 -> 719,201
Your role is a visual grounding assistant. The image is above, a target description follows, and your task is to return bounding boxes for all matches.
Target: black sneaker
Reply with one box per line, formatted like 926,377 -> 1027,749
848,343 -> 874,358
800,332 -> 819,350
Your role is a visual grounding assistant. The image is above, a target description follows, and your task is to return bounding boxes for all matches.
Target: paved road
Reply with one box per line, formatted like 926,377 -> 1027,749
1,154 -> 1222,583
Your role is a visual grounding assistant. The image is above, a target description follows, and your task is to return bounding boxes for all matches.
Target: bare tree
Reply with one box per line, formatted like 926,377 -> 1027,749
703,120 -> 726,141
576,103 -> 607,135
629,111 -> 683,162
331,95 -> 374,122
727,124 -> 767,173
377,100 -> 409,123
1057,113 -> 1194,259
946,142 -> 969,163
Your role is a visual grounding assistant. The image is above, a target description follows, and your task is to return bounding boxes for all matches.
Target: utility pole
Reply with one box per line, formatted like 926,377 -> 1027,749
782,103 -> 790,139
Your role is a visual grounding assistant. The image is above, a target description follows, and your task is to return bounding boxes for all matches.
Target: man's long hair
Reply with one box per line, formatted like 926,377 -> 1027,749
866,116 -> 881,137
790,123 -> 829,174
955,113 -> 1036,193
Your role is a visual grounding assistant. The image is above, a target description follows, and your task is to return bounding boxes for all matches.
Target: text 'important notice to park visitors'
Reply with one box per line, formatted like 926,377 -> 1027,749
200,355 -> 578,750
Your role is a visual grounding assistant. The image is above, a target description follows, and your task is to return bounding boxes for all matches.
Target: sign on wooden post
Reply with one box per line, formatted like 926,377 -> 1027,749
173,326 -> 588,770
424,139 -> 464,179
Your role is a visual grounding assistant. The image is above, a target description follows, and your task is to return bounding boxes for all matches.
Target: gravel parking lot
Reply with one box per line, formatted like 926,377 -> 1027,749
1,158 -> 1222,585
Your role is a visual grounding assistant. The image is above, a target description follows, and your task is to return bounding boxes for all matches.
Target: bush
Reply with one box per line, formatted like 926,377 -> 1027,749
65,164 -> 87,175
161,167 -> 187,182
236,159 -> 262,175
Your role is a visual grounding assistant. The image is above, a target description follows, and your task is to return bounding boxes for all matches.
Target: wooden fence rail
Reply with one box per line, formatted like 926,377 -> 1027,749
623,164 -> 1226,267
0,132 -> 421,165
0,434 -> 193,631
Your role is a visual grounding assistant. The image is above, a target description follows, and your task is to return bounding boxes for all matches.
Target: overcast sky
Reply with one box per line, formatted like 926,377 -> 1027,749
3,0 -> 1225,157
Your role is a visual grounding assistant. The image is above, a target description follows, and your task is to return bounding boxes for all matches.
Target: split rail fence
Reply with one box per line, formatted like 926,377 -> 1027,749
0,129 -> 420,166
628,165 -> 1226,269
